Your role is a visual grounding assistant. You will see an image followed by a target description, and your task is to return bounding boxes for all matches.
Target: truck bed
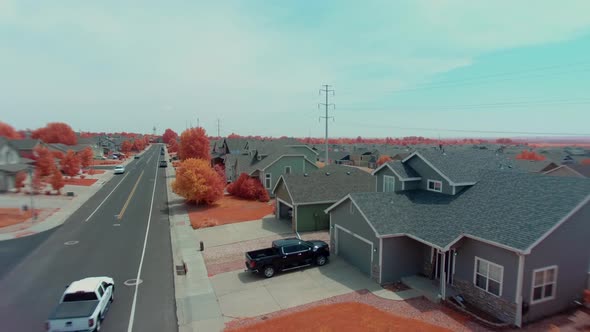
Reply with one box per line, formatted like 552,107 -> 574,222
49,300 -> 98,320
246,247 -> 279,260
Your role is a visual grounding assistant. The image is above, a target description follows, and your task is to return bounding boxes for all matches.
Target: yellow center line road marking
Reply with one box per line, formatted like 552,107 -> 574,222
117,170 -> 144,220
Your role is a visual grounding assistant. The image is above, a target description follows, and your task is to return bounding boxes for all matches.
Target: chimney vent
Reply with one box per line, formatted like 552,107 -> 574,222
325,172 -> 330,176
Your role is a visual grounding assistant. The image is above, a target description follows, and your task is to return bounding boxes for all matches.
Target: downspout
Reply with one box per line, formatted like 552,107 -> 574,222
515,253 -> 525,328
379,237 -> 383,284
440,250 -> 447,299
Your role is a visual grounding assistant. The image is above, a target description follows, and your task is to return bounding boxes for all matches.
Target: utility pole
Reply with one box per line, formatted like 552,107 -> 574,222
319,85 -> 335,165
217,119 -> 221,137
197,118 -> 200,128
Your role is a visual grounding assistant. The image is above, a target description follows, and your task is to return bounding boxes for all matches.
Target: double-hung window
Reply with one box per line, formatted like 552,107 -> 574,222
531,266 -> 557,304
474,257 -> 503,296
264,173 -> 272,189
284,166 -> 291,174
427,180 -> 442,192
383,175 -> 395,192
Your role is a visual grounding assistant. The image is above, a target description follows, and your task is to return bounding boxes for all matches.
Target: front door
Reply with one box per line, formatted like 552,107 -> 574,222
435,250 -> 455,284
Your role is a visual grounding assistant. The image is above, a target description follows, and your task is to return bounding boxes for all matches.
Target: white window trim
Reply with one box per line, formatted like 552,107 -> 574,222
264,173 -> 272,189
427,179 -> 443,193
284,166 -> 291,174
349,202 -> 355,214
473,256 -> 504,297
383,175 -> 395,192
530,265 -> 558,305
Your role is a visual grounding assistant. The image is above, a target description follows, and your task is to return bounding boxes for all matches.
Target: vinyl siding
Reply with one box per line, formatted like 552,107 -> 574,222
405,157 -> 454,195
263,156 -> 318,195
374,167 -> 402,192
381,237 -> 427,283
522,201 -> 590,322
296,204 -> 332,232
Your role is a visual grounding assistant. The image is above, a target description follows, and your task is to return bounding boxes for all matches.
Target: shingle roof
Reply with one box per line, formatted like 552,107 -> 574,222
278,165 -> 374,204
8,139 -> 40,150
236,147 -> 316,175
385,160 -> 420,179
568,164 -> 590,178
349,170 -> 590,252
225,138 -> 248,153
511,159 -> 557,173
406,149 -> 515,184
0,163 -> 29,173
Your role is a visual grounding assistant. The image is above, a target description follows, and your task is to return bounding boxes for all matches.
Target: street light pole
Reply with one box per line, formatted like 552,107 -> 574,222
28,166 -> 36,221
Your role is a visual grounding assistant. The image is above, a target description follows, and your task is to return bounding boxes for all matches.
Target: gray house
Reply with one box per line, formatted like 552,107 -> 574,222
0,137 -> 30,192
325,149 -> 590,327
272,165 -> 374,232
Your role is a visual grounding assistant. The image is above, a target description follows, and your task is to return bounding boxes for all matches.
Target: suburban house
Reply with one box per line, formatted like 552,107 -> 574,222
511,159 -> 560,173
317,151 -> 352,165
272,165 -> 374,232
225,140 -> 318,194
325,149 -> 590,327
544,164 -> 590,178
0,137 -> 31,192
9,138 -> 42,159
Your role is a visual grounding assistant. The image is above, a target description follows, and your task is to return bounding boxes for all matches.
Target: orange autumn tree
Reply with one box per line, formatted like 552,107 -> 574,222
121,140 -> 133,154
376,155 -> 392,166
227,173 -> 270,202
34,145 -> 56,177
178,127 -> 210,161
32,122 -> 77,145
515,150 -> 546,161
15,171 -> 27,192
79,147 -> 94,169
162,128 -> 178,144
167,139 -> 179,153
60,150 -> 81,177
171,158 -> 224,205
0,121 -> 22,139
49,167 -> 65,194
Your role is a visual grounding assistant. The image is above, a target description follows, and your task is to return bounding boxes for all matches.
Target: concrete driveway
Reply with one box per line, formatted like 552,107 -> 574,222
197,216 -> 292,248
210,256 -> 381,319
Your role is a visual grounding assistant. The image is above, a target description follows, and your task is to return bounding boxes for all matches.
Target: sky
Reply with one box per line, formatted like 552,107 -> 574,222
1,0 -> 590,138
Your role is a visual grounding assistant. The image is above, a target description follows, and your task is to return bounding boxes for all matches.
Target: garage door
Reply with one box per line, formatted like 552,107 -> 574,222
277,199 -> 292,220
336,226 -> 372,276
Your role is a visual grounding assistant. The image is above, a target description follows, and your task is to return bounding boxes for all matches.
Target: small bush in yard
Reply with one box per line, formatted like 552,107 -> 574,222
227,173 -> 269,202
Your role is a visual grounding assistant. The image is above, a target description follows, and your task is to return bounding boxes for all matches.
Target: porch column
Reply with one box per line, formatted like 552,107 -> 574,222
440,250 -> 446,299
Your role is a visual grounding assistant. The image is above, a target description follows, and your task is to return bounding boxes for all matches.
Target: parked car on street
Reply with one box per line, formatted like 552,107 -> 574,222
45,277 -> 115,332
245,238 -> 329,278
159,160 -> 167,168
113,165 -> 125,174
134,155 -> 140,159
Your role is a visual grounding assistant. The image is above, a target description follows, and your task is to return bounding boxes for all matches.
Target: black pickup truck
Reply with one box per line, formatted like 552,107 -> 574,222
245,238 -> 330,278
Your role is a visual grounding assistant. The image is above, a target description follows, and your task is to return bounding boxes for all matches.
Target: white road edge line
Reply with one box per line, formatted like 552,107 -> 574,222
127,147 -> 159,332
84,171 -> 130,222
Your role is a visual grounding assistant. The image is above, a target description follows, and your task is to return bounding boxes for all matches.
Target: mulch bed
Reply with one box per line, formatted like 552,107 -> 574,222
227,302 -> 453,332
64,178 -> 98,186
225,289 -> 488,332
188,196 -> 274,229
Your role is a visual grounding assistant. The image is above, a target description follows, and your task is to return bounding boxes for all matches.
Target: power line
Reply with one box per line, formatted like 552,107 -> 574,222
217,119 -> 221,137
319,85 -> 335,165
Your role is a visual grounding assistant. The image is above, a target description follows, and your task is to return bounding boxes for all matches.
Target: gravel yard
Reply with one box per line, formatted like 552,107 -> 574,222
203,230 -> 330,276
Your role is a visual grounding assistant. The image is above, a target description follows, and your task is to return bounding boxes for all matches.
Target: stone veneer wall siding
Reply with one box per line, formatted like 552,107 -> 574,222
453,279 -> 516,324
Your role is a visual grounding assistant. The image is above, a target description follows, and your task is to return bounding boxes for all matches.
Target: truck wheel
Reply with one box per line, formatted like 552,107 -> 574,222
316,255 -> 327,266
94,319 -> 101,331
110,287 -> 114,303
263,266 -> 275,278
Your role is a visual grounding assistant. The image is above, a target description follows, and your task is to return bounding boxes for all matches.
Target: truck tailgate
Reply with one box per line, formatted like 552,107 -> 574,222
48,301 -> 98,331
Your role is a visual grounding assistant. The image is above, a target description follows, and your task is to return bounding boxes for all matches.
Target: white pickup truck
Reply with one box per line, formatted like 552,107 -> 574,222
46,277 -> 115,332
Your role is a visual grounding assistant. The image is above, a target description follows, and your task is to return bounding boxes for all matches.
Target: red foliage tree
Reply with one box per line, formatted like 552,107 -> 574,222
178,127 -> 210,161
0,121 -> 22,139
227,173 -> 270,202
132,139 -> 146,152
31,122 -> 77,145
34,146 -> 56,177
167,139 -> 179,153
162,129 -> 179,144
15,171 -> 27,192
171,158 -> 224,205
60,150 -> 81,177
49,167 -> 65,194
79,147 -> 94,169
515,150 -> 546,161
121,140 -> 133,154
51,150 -> 65,160
376,155 -> 392,166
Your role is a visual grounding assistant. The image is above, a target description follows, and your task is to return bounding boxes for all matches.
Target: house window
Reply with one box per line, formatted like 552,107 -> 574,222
284,166 -> 291,174
383,175 -> 395,192
264,173 -> 272,189
531,266 -> 557,304
427,180 -> 442,193
474,257 -> 503,296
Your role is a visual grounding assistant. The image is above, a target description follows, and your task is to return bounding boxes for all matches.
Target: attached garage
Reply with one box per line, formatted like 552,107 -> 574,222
335,225 -> 373,275
276,198 -> 292,221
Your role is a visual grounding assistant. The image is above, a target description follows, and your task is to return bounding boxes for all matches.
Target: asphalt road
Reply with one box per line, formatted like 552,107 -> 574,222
0,144 -> 177,332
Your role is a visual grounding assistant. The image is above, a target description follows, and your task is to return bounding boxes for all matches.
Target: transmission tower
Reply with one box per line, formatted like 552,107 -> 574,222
319,85 -> 335,165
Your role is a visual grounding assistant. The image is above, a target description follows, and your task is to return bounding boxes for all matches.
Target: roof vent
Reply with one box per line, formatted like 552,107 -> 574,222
304,173 -> 308,177
325,172 -> 330,176
346,171 -> 351,175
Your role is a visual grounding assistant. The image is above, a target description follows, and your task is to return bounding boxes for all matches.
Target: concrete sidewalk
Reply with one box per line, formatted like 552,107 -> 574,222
0,153 -> 137,241
165,158 -> 226,332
